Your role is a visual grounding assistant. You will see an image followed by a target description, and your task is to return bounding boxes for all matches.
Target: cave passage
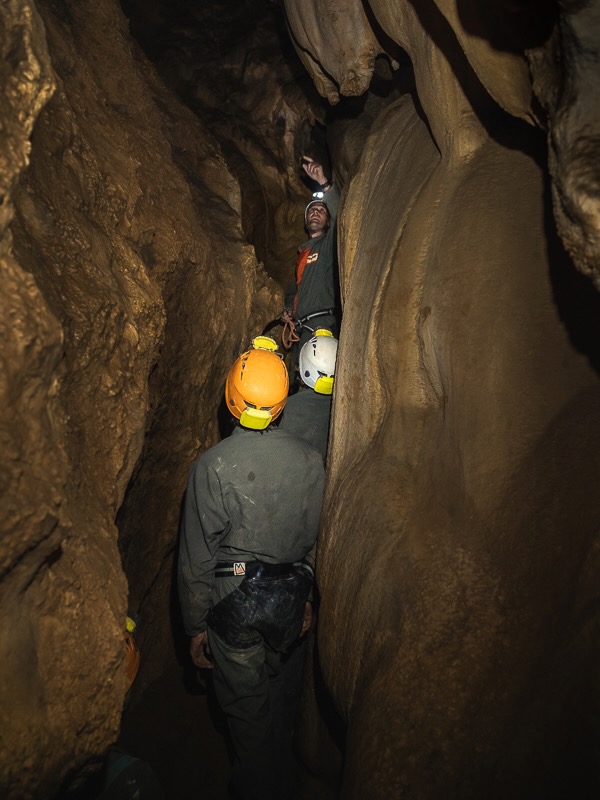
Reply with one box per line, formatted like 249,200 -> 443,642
103,3 -> 405,798
65,1 -> 375,798
3,1 -> 600,799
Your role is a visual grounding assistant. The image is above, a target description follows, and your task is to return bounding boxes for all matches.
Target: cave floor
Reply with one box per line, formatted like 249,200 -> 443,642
117,664 -> 229,800
116,659 -> 335,800
118,660 -> 231,799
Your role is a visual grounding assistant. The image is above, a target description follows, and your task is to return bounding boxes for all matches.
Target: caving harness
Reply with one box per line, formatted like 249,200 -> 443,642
281,307 -> 337,350
214,560 -> 314,579
208,560 -> 314,651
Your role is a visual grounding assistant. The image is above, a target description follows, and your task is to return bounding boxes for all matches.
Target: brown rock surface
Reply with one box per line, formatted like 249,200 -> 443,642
284,1 -> 600,797
124,0 -> 328,288
528,0 -> 600,290
2,0 -> 281,796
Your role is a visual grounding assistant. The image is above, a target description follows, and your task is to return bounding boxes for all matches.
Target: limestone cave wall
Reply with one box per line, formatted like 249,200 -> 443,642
1,0 -> 282,796
284,1 -> 600,798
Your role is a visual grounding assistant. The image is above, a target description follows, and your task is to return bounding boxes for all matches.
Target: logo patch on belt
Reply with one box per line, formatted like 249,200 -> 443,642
233,562 -> 246,576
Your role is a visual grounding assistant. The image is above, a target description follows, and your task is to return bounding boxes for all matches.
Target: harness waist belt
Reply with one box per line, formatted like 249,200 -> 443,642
214,560 -> 313,579
298,308 -> 336,325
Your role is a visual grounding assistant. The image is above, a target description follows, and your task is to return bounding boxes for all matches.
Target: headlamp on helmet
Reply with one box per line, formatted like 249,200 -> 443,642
225,336 -> 289,429
299,329 -> 338,395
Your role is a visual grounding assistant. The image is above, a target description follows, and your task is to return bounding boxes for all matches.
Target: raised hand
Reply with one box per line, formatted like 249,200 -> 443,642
301,155 -> 327,187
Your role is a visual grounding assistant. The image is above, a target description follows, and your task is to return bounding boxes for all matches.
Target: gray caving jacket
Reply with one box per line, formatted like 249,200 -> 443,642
178,425 -> 324,636
278,387 -> 332,463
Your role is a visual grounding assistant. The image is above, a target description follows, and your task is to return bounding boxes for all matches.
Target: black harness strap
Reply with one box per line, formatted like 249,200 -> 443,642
298,308 -> 336,325
214,560 -> 314,579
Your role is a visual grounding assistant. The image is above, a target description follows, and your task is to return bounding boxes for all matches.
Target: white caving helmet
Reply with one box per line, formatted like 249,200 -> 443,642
299,329 -> 338,395
304,197 -> 329,226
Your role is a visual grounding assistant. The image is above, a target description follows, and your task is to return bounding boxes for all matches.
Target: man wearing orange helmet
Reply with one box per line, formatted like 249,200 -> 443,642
178,336 -> 324,800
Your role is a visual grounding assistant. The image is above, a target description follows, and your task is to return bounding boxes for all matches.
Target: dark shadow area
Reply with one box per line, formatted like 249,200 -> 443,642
117,663 -> 231,800
116,501 -> 232,800
544,170 -> 600,375
455,0 -> 558,52
54,747 -> 166,800
217,394 -> 236,441
294,120 -> 331,190
306,594 -> 346,788
120,0 -> 328,288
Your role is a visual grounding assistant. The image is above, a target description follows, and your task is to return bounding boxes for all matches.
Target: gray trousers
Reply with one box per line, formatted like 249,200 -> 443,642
208,628 -> 296,800
206,565 -> 312,799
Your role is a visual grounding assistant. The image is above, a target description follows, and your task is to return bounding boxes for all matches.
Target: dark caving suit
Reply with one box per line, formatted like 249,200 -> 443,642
279,386 -> 333,463
277,385 -> 333,746
178,425 -> 324,800
286,184 -> 341,352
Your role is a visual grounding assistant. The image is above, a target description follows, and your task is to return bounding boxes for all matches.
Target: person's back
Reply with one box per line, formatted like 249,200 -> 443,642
279,389 -> 332,463
178,336 -> 324,800
184,424 -> 323,567
279,328 -> 338,463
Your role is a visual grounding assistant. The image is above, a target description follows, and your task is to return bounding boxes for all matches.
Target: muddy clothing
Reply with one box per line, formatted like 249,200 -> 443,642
209,628 -> 297,800
178,425 -> 324,800
178,425 -> 324,637
277,386 -> 333,752
278,387 -> 332,462
285,185 -> 341,348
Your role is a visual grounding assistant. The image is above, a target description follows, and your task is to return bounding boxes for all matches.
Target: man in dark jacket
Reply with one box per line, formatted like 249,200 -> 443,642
277,328 -> 338,738
283,156 -> 341,353
178,336 -> 324,800
279,328 -> 338,462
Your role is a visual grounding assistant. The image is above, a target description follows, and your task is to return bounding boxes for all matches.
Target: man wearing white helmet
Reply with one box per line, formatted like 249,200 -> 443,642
279,328 -> 338,462
277,328 -> 337,750
282,156 -> 341,355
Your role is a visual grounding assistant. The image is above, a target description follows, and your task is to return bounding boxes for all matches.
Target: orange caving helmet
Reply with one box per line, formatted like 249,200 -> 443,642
225,336 -> 289,430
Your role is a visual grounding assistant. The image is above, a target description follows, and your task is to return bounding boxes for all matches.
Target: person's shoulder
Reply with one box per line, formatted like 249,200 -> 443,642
275,428 -> 324,462
272,425 -> 312,447
269,425 -> 302,441
283,391 -> 304,408
190,432 -> 240,470
290,389 -> 330,408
